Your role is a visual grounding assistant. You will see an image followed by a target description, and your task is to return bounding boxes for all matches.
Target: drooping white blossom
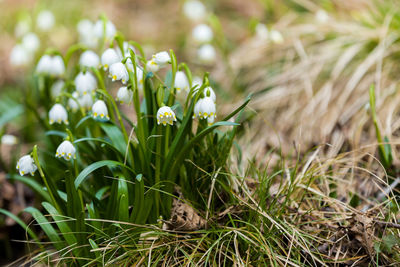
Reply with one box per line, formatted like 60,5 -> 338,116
78,93 -> 93,109
1,134 -> 18,145
183,0 -> 206,21
197,44 -> 216,63
109,62 -> 129,84
192,24 -> 213,43
269,30 -> 284,44
68,92 -> 80,111
93,19 -> 116,40
14,20 -> 30,38
193,96 -> 216,120
101,48 -> 120,70
79,50 -> 100,68
36,54 -> 53,74
37,10 -> 55,31
22,33 -> 40,52
55,140 -> 76,161
51,55 -> 65,76
74,71 -> 97,95
49,103 -> 69,125
157,106 -> 176,126
152,51 -> 170,67
146,59 -> 160,73
116,86 -> 133,104
315,9 -> 329,23
51,80 -> 65,99
10,45 -> 32,66
77,19 -> 98,48
255,23 -> 269,40
92,100 -> 109,120
16,155 -> 37,176
174,71 -> 190,92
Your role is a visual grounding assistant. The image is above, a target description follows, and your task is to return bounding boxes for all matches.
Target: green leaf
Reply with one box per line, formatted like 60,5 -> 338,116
0,208 -> 40,243
0,105 -> 23,128
100,123 -> 128,156
42,202 -> 78,247
9,174 -> 51,203
25,207 -> 63,250
74,137 -> 122,155
117,175 -> 129,222
74,160 -> 135,189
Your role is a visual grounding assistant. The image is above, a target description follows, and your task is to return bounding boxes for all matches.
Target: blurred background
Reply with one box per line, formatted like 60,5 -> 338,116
2,0 -> 400,263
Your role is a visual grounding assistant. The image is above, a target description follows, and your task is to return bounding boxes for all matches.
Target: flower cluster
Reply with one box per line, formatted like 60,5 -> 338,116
183,0 -> 216,63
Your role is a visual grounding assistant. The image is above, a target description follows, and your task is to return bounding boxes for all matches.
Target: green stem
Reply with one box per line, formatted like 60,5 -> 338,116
32,145 -> 62,213
154,126 -> 163,217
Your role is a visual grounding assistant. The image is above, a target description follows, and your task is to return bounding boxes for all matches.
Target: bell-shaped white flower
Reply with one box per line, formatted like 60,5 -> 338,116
192,76 -> 202,88
157,106 -> 176,126
117,41 -> 135,59
197,44 -> 216,63
146,59 -> 160,73
51,80 -> 65,98
116,86 -> 133,104
80,50 -> 100,68
14,20 -> 30,38
16,155 -> 37,176
49,104 -> 69,125
183,0 -> 206,21
55,140 -> 76,161
207,115 -> 215,126
77,19 -> 93,36
10,45 -> 32,66
37,10 -> 55,32
101,48 -> 120,70
109,62 -> 129,84
75,71 -> 97,95
36,55 -> 53,74
192,24 -> 213,43
193,96 -> 216,120
152,51 -> 170,67
68,92 -> 80,111
77,19 -> 98,48
92,100 -> 109,120
93,19 -> 116,39
269,30 -> 283,44
174,71 -> 189,92
78,93 -> 93,109
51,56 -> 65,76
204,87 -> 216,102
135,66 -> 144,90
22,33 -> 40,52
316,9 -> 329,23
1,134 -> 18,145
255,23 -> 269,40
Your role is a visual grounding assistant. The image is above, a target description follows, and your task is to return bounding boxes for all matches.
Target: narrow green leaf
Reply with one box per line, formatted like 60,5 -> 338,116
9,175 -> 51,203
0,208 -> 40,243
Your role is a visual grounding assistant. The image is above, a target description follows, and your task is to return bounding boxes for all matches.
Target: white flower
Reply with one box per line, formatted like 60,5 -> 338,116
37,10 -> 55,31
93,19 -> 116,39
152,51 -> 170,67
51,56 -> 65,76
51,80 -> 65,98
157,106 -> 176,126
77,19 -> 98,48
193,96 -> 216,119
1,134 -> 18,145
203,86 -> 216,102
68,92 -> 80,111
16,155 -> 37,176
255,23 -> 269,40
14,20 -> 30,38
92,100 -> 109,120
146,59 -> 160,72
78,93 -> 93,109
207,115 -> 215,125
77,19 -> 93,36
192,24 -> 213,43
10,45 -> 32,66
316,9 -> 329,23
174,71 -> 189,92
80,50 -> 100,68
192,76 -> 202,88
101,48 -> 120,70
55,140 -> 76,161
75,71 -> 97,95
36,55 -> 53,74
183,0 -> 206,21
109,62 -> 129,84
116,86 -> 133,104
22,33 -> 40,52
269,30 -> 283,44
49,104 -> 69,125
117,41 -> 135,59
197,44 -> 216,63
127,64 -> 144,89
36,55 -> 65,76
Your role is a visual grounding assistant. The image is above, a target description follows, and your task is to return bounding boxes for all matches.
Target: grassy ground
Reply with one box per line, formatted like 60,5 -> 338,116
1,0 -> 400,266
